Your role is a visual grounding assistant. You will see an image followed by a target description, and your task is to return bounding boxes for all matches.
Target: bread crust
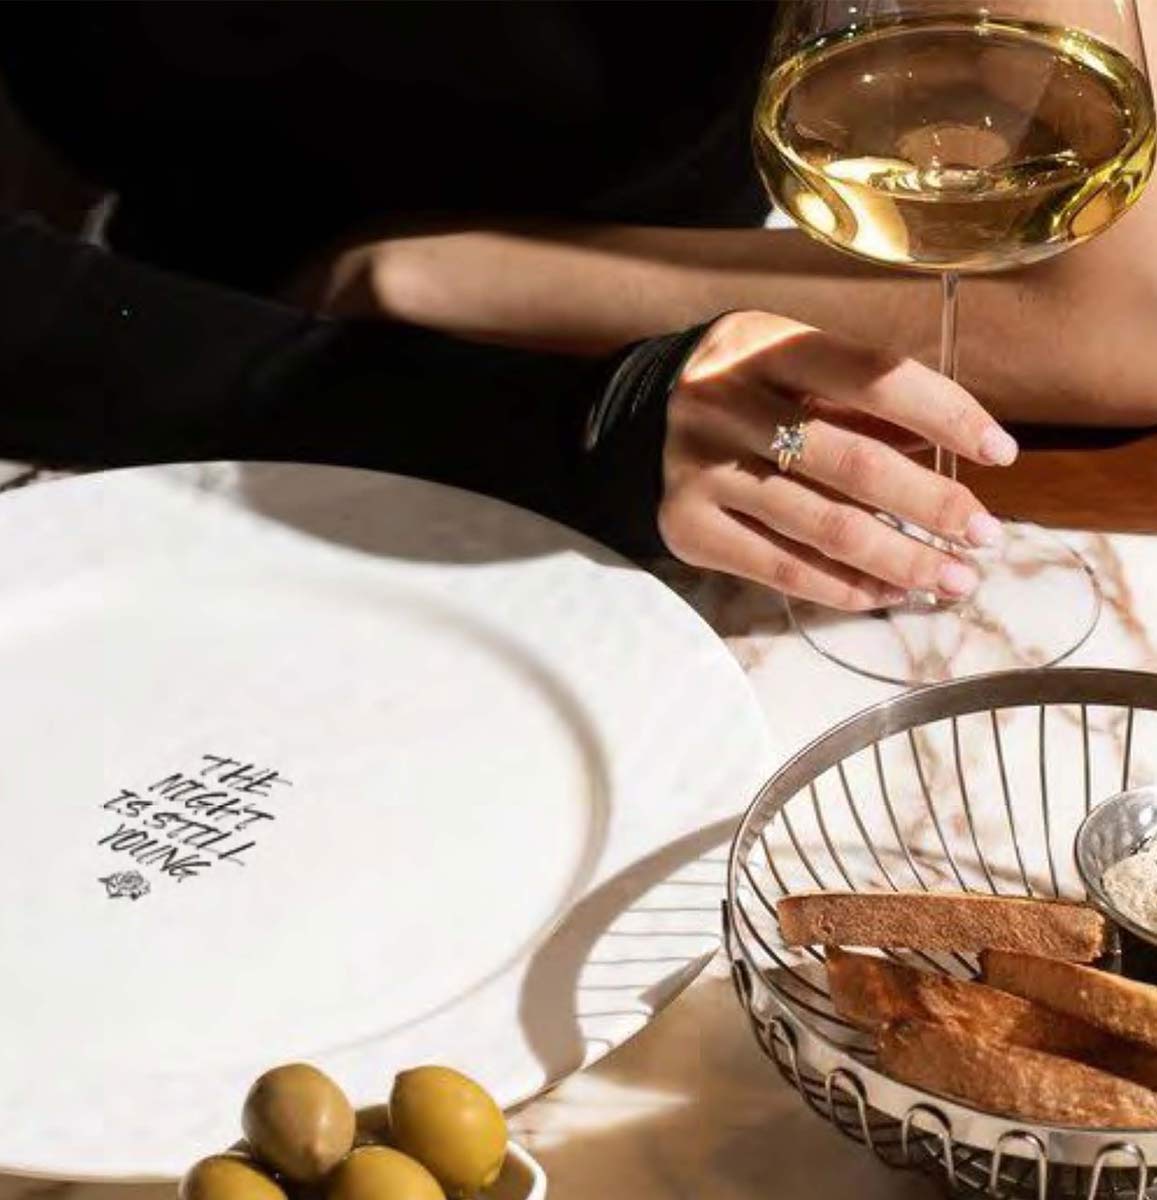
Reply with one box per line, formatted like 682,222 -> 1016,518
778,891 -> 1107,960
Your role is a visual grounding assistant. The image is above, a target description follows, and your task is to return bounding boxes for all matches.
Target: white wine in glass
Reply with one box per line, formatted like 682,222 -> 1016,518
753,1 -> 1155,685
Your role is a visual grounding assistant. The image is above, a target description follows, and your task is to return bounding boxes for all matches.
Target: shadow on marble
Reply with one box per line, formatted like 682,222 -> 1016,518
514,969 -> 939,1200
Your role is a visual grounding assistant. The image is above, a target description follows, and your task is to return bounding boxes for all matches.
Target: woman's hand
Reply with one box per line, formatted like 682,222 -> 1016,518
658,311 -> 1018,611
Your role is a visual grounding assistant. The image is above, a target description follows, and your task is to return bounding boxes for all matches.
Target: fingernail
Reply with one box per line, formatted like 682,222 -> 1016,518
939,559 -> 979,597
965,511 -> 1004,548
979,426 -> 1019,466
881,588 -> 907,606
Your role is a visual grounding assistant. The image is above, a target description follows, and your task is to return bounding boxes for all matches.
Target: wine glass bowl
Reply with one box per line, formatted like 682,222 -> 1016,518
752,0 -> 1155,685
755,9 -> 1155,273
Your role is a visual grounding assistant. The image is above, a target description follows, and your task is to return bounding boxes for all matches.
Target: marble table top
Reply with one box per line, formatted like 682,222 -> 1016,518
0,500 -> 1151,1200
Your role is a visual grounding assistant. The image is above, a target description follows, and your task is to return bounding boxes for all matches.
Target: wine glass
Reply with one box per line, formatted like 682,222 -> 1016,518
753,0 -> 1155,685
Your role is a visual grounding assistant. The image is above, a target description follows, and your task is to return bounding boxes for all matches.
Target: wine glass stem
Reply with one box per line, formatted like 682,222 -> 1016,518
905,271 -> 962,610
934,271 -> 960,483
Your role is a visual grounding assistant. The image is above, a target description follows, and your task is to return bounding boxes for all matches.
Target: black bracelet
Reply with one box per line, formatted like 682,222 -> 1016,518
580,316 -> 724,559
584,322 -> 713,455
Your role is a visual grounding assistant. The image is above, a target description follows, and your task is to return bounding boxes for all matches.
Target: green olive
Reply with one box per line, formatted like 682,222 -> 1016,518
389,1066 -> 507,1198
242,1063 -> 356,1183
180,1156 -> 287,1200
325,1147 -> 442,1200
353,1104 -> 394,1148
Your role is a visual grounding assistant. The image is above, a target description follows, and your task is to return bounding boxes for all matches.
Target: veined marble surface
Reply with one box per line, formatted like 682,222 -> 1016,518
0,514 -> 1151,1200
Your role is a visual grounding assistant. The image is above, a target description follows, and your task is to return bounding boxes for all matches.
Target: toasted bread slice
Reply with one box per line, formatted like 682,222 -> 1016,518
879,1019 -> 1157,1128
831,949 -> 1157,1089
984,949 -> 1157,1050
777,891 -> 1106,960
827,948 -> 1106,1051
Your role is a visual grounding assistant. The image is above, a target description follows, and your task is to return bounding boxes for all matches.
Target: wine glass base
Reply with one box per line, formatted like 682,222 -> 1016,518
786,522 -> 1102,686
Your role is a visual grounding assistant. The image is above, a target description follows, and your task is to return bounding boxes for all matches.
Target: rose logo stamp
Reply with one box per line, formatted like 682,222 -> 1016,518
100,870 -> 151,901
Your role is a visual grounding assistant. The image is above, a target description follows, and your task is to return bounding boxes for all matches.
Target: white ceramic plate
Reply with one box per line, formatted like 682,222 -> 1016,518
0,463 -> 770,1179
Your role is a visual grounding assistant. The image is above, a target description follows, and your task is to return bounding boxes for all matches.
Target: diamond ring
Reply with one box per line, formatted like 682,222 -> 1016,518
770,420 -> 807,474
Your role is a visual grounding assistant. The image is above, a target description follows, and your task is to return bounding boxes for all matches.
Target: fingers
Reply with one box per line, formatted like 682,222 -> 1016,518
658,499 -> 904,612
721,469 -> 980,599
805,397 -> 929,454
677,387 -> 1000,549
723,319 -> 1019,466
663,311 -> 1013,609
789,420 -> 1002,550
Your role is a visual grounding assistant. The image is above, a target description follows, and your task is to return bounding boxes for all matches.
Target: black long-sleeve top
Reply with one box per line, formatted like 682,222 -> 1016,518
0,2 -> 772,552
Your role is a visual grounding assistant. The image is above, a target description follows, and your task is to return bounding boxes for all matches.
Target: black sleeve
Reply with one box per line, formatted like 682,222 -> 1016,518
0,212 -> 714,558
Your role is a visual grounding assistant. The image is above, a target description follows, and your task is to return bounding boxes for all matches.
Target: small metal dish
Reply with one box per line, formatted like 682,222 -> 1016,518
1075,785 -> 1157,980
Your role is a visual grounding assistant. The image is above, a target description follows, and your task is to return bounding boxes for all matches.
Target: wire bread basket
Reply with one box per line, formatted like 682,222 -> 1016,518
724,668 -> 1157,1200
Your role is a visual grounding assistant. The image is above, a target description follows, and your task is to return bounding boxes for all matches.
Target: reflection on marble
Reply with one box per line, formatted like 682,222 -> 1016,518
2,515 -> 1153,1200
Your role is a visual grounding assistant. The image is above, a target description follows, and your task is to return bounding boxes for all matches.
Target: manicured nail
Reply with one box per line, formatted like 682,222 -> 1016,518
979,426 -> 1019,466
939,559 -> 979,597
965,511 -> 1004,548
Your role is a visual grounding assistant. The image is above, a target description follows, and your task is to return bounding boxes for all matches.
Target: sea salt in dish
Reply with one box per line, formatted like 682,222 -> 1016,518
1103,839 -> 1157,931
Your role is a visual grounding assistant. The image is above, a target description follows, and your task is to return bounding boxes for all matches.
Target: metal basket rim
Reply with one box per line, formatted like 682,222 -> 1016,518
727,666 -> 1157,904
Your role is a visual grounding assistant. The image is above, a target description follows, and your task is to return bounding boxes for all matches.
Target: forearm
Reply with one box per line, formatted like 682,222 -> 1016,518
0,212 -> 676,554
683,211 -> 1157,428
334,200 -> 1157,427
